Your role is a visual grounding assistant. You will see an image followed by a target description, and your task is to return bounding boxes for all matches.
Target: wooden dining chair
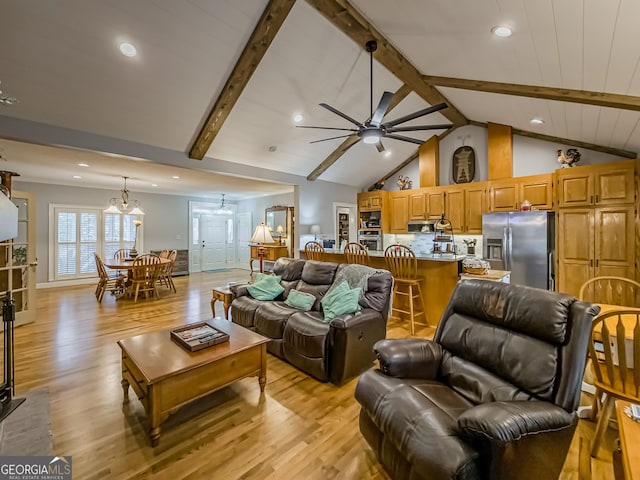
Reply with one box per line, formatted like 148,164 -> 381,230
587,308 -> 640,457
158,249 -> 170,259
128,254 -> 162,302
344,242 -> 370,266
157,249 -> 177,293
304,241 -> 325,261
579,276 -> 640,308
384,244 -> 426,335
114,248 -> 131,261
94,253 -> 124,303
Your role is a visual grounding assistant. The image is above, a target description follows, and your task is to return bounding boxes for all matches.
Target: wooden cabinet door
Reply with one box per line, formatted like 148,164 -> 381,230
408,192 -> 426,220
370,194 -> 383,209
444,189 -> 465,234
489,180 -> 518,211
358,197 -> 370,209
594,165 -> 635,205
388,193 -> 409,233
426,189 -> 445,219
465,184 -> 486,234
557,209 -> 594,297
557,169 -> 593,208
520,174 -> 553,210
594,206 -> 635,278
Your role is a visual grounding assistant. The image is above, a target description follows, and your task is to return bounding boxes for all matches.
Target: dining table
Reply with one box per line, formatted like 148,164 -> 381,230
104,257 -> 172,297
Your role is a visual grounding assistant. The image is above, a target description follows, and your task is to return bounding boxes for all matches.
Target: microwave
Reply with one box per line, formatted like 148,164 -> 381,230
407,221 -> 436,233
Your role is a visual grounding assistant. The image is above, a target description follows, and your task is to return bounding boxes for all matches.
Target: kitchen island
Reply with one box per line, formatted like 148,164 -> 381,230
300,249 -> 464,327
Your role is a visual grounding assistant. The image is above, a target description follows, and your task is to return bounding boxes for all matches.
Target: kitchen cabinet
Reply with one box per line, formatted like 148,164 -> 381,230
358,191 -> 384,210
557,161 -> 635,208
444,183 -> 487,234
557,205 -> 635,297
488,174 -> 553,212
408,190 -> 427,220
388,192 -> 409,233
426,188 -> 446,219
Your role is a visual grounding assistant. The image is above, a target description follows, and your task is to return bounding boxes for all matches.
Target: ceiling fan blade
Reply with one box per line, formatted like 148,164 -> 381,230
296,126 -> 358,132
386,123 -> 453,133
319,103 -> 363,127
383,102 -> 448,127
375,140 -> 385,153
309,134 -> 355,144
384,134 -> 426,145
370,91 -> 394,126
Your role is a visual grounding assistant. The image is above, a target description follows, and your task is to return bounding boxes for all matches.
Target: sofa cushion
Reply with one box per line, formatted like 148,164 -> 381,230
254,301 -> 299,340
230,296 -> 262,329
355,370 -> 480,479
321,281 -> 361,321
295,260 -> 339,311
283,312 -> 331,380
285,289 -> 316,311
247,275 -> 285,301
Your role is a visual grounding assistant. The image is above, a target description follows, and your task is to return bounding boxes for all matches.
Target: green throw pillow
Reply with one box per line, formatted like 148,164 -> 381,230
285,289 -> 316,311
255,273 -> 281,284
247,275 -> 284,301
321,281 -> 361,321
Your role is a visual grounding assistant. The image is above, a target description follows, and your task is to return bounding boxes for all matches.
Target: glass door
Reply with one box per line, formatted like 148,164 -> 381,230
0,191 -> 36,327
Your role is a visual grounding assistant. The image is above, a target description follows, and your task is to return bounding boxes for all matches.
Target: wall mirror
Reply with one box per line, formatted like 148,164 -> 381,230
265,206 -> 294,255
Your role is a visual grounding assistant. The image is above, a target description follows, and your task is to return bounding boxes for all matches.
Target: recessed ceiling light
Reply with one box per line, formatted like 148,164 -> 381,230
384,151 -> 392,158
530,118 -> 545,125
491,26 -> 512,38
151,183 -> 158,187
77,163 -> 89,167
172,176 -> 180,179
73,175 -> 81,179
119,42 -> 137,57
293,114 -> 303,123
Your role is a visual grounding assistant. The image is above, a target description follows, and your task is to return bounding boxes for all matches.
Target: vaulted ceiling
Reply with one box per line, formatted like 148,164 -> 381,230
1,0 -> 639,198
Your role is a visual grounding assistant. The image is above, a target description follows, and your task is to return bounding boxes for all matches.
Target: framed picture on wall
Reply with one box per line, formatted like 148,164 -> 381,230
452,146 -> 476,184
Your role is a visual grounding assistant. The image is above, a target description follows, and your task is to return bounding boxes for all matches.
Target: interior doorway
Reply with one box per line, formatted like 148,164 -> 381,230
333,202 -> 357,250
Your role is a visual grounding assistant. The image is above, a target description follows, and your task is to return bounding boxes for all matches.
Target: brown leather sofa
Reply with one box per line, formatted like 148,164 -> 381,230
231,257 -> 393,384
356,279 -> 600,480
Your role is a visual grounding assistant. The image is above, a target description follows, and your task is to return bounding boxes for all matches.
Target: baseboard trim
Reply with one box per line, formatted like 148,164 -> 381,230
37,278 -> 96,289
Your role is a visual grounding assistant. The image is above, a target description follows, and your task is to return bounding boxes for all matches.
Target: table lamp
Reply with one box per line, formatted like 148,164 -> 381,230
276,224 -> 284,244
251,222 -> 274,273
310,224 -> 321,241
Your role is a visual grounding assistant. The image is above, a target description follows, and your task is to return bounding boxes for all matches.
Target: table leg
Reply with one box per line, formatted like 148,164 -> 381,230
210,293 -> 217,317
223,295 -> 231,320
150,426 -> 161,447
121,378 -> 130,401
258,344 -> 267,392
249,258 -> 254,274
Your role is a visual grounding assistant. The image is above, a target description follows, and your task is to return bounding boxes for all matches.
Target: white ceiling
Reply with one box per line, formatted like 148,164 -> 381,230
0,0 -> 638,197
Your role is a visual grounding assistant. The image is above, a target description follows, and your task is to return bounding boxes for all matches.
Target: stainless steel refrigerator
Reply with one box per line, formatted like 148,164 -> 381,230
482,212 -> 555,290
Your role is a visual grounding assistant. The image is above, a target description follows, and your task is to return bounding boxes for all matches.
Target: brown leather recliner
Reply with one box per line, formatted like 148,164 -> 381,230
355,279 -> 600,480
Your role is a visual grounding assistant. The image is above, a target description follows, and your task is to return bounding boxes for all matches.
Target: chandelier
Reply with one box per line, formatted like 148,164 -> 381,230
104,176 -> 145,215
214,194 -> 232,215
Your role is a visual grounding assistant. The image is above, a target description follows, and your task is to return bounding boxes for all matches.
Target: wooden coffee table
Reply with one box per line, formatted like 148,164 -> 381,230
117,318 -> 268,446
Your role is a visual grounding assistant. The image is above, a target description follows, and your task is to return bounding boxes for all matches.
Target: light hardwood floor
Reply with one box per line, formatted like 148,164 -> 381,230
10,270 -> 616,479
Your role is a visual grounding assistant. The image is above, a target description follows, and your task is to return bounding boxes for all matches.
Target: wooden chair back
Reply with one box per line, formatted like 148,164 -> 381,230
579,276 -> 640,307
158,249 -> 170,259
94,252 -> 108,280
114,248 -> 131,260
131,254 -> 162,282
304,241 -> 325,261
384,244 -> 418,280
588,309 -> 640,403
344,242 -> 370,266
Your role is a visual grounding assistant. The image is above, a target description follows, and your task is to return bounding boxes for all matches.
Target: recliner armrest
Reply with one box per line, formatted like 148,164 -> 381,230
373,338 -> 443,379
329,309 -> 381,329
458,401 -> 576,443
231,284 -> 250,298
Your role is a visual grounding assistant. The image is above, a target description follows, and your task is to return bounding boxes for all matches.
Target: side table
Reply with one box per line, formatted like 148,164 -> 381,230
211,286 -> 233,320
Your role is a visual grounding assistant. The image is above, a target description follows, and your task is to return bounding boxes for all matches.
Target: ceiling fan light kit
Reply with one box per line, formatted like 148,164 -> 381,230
298,40 -> 453,152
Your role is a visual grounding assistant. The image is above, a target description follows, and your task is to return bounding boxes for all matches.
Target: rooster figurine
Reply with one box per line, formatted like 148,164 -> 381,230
396,175 -> 412,190
557,148 -> 581,168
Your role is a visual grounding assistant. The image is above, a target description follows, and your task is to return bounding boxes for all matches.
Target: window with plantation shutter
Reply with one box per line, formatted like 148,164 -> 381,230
52,207 -> 142,280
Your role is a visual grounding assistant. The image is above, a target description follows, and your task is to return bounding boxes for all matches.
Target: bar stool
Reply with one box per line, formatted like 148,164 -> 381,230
344,242 -> 370,266
384,244 -> 427,335
304,241 -> 325,261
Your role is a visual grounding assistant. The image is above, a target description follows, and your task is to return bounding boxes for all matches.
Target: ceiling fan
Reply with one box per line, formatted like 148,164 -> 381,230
297,40 -> 453,152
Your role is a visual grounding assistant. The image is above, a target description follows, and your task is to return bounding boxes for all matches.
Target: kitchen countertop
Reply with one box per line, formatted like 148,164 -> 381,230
320,248 -> 467,263
460,269 -> 511,280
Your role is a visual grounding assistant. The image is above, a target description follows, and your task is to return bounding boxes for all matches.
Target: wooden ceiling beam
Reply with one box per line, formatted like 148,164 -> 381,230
305,0 -> 468,126
469,121 -> 637,159
306,84 -> 412,181
188,0 -> 296,160
424,75 -> 640,111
